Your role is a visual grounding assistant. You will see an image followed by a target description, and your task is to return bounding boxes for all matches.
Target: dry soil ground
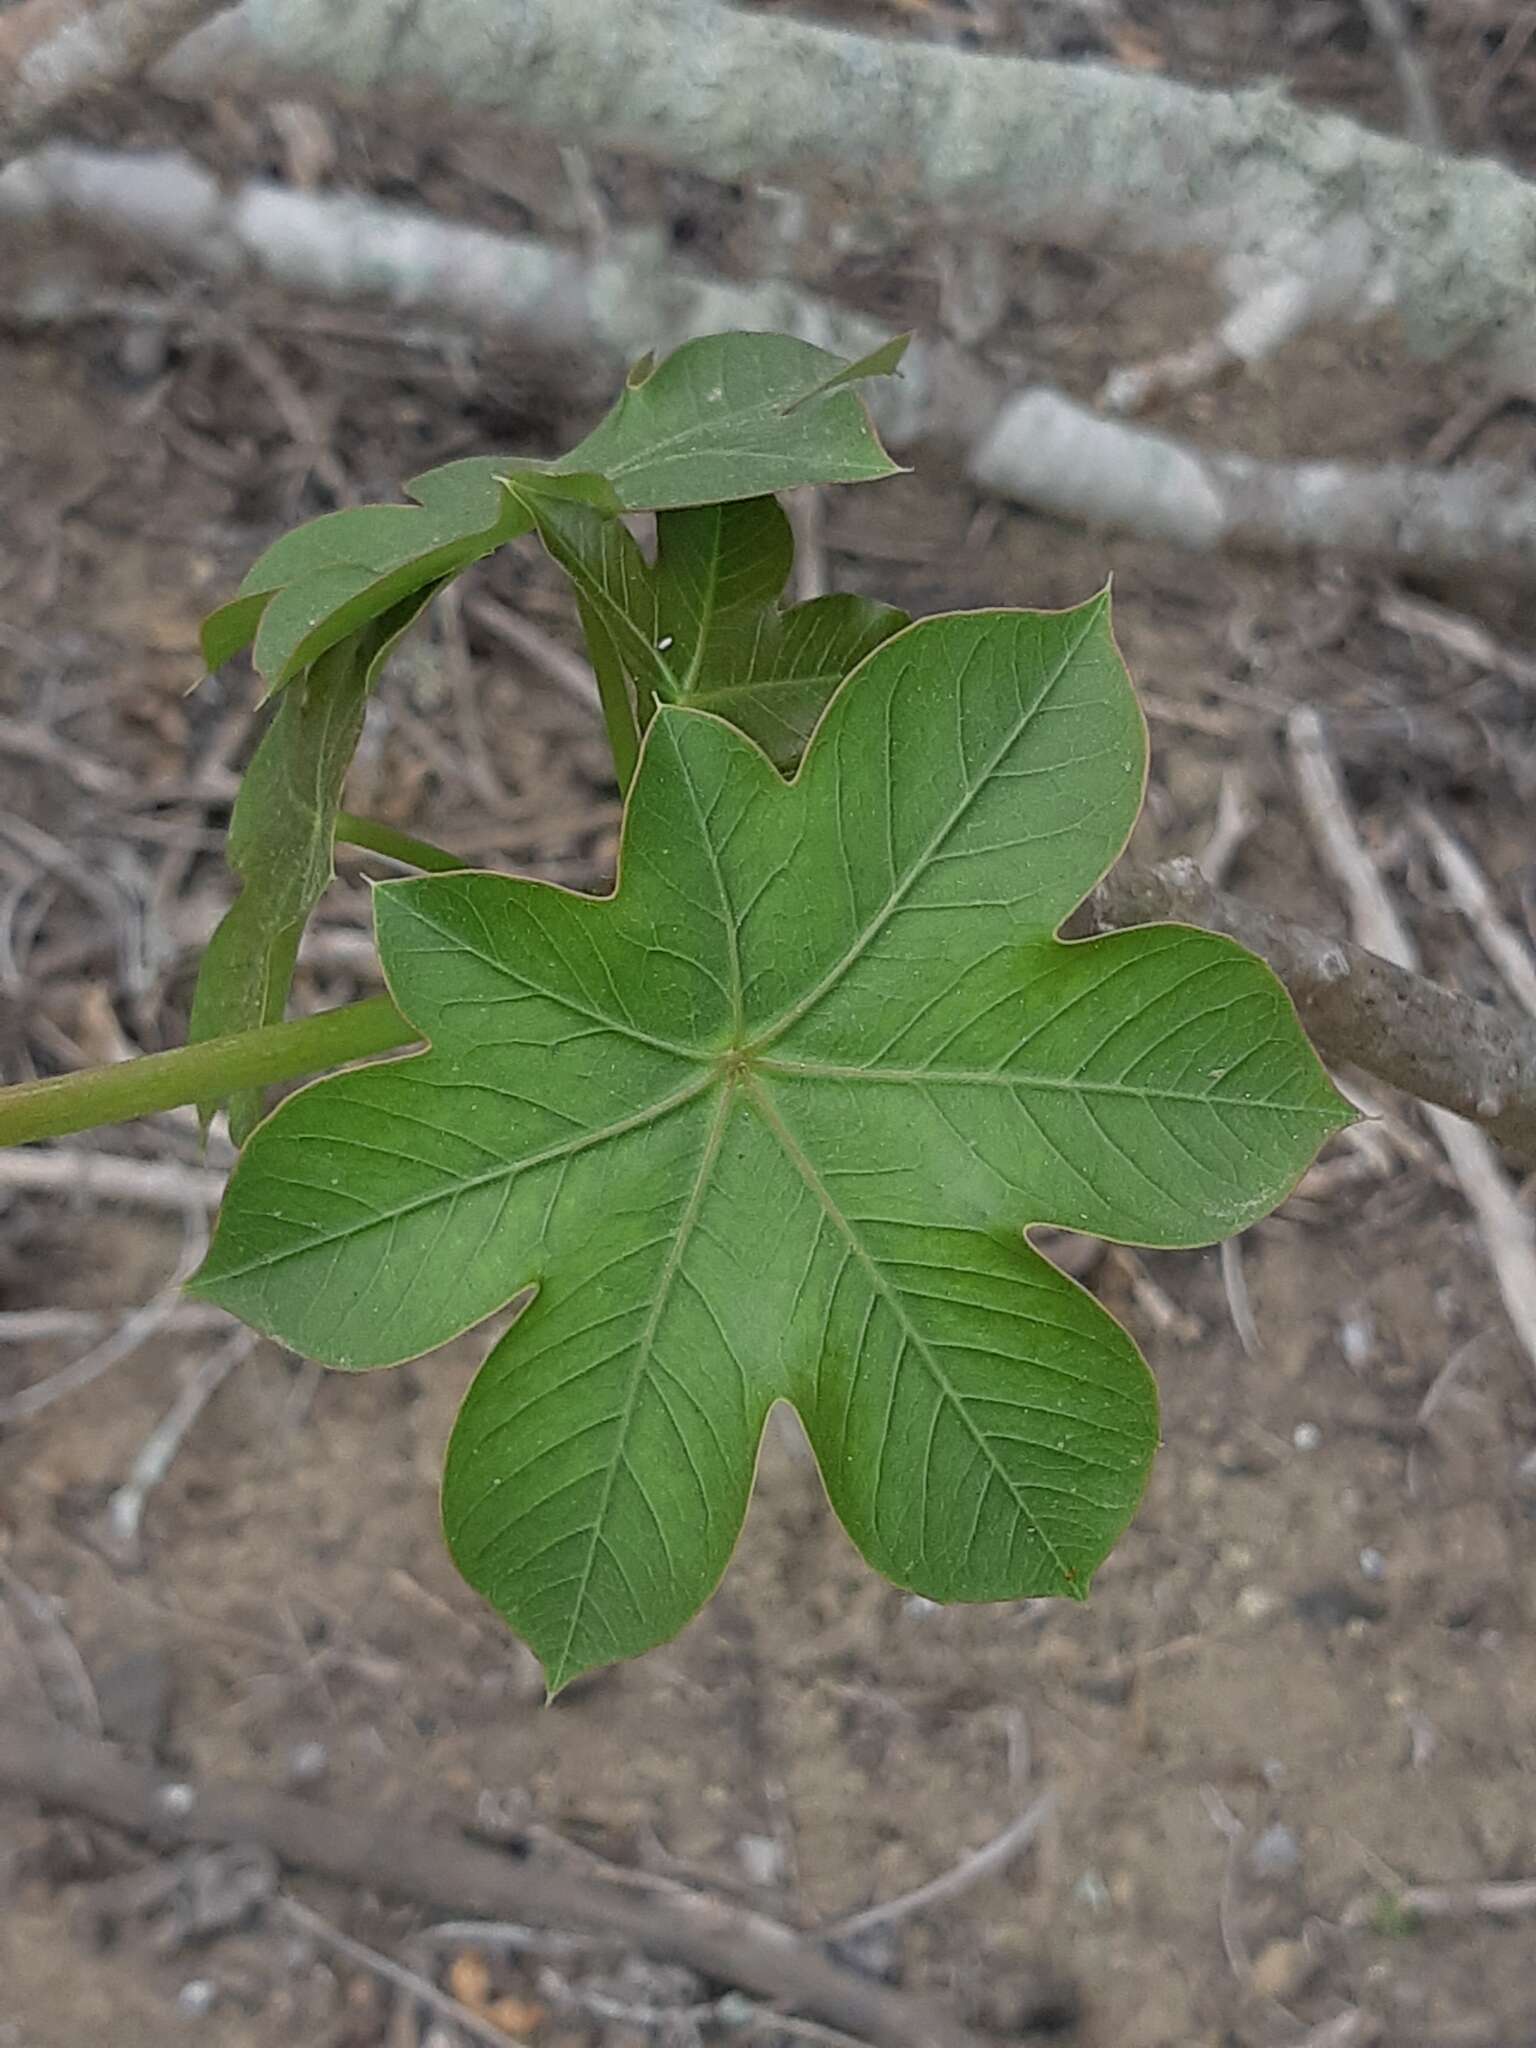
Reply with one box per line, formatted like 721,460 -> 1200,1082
3,5 -> 1536,2046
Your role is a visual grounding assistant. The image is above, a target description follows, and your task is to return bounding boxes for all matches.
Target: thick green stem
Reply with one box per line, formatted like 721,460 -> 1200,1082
0,998 -> 419,1147
335,812 -> 469,873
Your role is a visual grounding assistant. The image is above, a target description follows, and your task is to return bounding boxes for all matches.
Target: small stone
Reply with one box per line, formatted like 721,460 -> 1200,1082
1248,1823 -> 1301,1880
1293,1422 -> 1322,1452
736,1833 -> 784,1887
1359,1546 -> 1387,1581
1339,1313 -> 1375,1368
177,1980 -> 217,2016
1236,1584 -> 1282,1623
1249,1938 -> 1316,2003
1073,1869 -> 1111,1914
286,1742 -> 328,1787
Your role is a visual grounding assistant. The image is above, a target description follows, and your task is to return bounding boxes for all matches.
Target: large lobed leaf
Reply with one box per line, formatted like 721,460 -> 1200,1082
192,599 -> 1349,1689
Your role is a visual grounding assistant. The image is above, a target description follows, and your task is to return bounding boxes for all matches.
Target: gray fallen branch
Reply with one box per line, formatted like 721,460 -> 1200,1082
0,1723 -> 995,2048
0,1144 -> 225,1212
968,389 -> 1536,576
11,146 -> 1536,578
163,0 -> 1536,381
0,0 -> 229,165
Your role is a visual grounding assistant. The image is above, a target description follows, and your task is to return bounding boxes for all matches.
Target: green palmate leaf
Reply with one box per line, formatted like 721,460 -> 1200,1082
192,598 -> 1350,1690
188,588 -> 438,1141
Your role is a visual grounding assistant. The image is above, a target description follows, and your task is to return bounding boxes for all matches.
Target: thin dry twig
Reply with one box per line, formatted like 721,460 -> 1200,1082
1417,806 -> 1536,1021
1197,1784 -> 1252,1982
1378,589 -> 1536,690
102,1326 -> 258,1562
275,1893 -> 517,2048
0,1304 -> 228,1341
0,1146 -> 225,1213
820,1791 -> 1056,1943
1196,769 -> 1260,888
0,1201 -> 210,1424
0,1563 -> 101,1733
1288,707 -> 1536,1389
0,0 -> 230,164
1220,1235 -> 1260,1359
468,594 -> 600,712
1346,1877 -> 1536,1925
1361,0 -> 1444,149
0,1724 -> 992,2048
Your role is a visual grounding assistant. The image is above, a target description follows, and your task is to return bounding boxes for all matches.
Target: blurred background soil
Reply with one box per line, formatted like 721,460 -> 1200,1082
3,4 -> 1536,2045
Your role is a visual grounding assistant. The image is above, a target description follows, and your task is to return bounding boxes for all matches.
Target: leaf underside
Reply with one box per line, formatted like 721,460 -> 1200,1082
193,600 -> 1349,1690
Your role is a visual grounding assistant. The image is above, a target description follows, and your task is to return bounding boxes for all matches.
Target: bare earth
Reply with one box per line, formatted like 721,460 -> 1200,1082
3,6 -> 1536,2045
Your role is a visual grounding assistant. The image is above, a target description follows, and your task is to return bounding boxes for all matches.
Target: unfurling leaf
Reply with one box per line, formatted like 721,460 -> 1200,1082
192,599 -> 1349,1689
201,332 -> 905,693
187,588 -> 436,1141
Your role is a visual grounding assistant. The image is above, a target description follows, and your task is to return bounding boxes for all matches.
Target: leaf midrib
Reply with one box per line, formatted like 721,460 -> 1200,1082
200,1072 -> 716,1285
742,1072 -> 1075,1590
548,1080 -> 737,1688
751,604 -> 1102,1055
753,1057 -> 1334,1114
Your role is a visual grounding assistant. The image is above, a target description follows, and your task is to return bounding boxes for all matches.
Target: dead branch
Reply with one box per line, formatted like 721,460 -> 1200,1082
0,0 -> 229,165
164,0 -> 1536,382
1085,860 -> 1536,1165
1416,807 -> 1536,1022
0,1723 -> 994,2048
1287,707 -> 1536,1387
0,1145 -> 224,1211
1345,1878 -> 1536,1926
967,388 -> 1536,576
10,146 -> 1536,579
821,1791 -> 1055,1943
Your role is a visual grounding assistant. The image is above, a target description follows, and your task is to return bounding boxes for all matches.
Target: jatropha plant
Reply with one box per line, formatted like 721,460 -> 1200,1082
0,334 -> 1349,1691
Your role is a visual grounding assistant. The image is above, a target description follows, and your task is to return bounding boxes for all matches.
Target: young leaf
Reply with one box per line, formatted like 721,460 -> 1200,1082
191,598 -> 1350,1690
205,465 -> 613,693
188,588 -> 438,1141
654,497 -> 795,693
686,592 -> 909,767
511,492 -> 670,702
200,333 -> 905,693
555,331 -> 906,508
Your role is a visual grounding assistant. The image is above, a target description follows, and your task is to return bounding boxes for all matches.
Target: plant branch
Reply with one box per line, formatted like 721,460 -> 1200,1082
163,0 -> 1536,381
0,1722 -> 994,2048
1284,707 -> 1536,1386
13,148 -> 1536,577
0,0 -> 230,165
1082,860 -> 1536,1164
0,996 -> 417,1146
335,811 -> 468,873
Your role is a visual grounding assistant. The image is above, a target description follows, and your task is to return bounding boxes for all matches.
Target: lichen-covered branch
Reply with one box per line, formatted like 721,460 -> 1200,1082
969,389 -> 1536,576
163,0 -> 1536,380
13,146 -> 1536,577
0,0 -> 228,165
